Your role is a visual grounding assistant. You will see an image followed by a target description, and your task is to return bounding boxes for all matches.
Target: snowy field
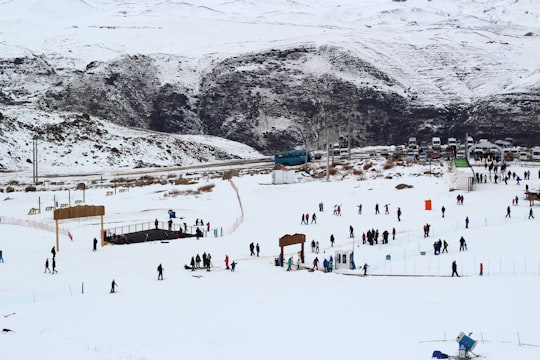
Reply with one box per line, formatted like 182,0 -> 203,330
1,159 -> 540,360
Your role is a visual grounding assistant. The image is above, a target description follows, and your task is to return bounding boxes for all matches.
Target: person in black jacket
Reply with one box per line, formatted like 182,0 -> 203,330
157,263 -> 163,280
452,260 -> 459,277
110,279 -> 117,293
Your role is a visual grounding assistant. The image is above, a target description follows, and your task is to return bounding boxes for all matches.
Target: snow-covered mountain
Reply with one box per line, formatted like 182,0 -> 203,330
1,0 -> 539,167
0,107 -> 263,174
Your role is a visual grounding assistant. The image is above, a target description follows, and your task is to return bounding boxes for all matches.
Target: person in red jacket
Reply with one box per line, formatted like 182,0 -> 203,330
224,255 -> 230,270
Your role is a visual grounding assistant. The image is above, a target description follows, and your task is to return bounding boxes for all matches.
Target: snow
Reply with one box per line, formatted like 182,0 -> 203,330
1,0 -> 539,104
1,158 -> 540,359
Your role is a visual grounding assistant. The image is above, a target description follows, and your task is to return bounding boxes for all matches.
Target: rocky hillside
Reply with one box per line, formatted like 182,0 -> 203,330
0,107 -> 262,173
1,0 -> 539,162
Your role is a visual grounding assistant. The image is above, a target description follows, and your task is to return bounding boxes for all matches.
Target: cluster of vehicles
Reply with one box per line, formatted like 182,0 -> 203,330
405,136 -> 540,163
273,137 -> 540,166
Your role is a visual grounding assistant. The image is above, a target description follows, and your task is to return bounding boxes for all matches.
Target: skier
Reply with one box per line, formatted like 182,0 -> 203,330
110,279 -> 117,293
224,255 -> 230,270
93,237 -> 98,252
301,213 -> 306,225
465,216 -> 470,229
451,260 -> 459,277
441,206 -> 446,218
349,225 -> 354,238
479,263 -> 483,276
529,208 -> 535,219
249,242 -> 255,256
357,203 -> 362,214
44,258 -> 51,273
287,256 -> 292,271
157,263 -> 164,280
230,260 -> 237,272
506,206 -> 511,218
363,263 -> 369,276
397,207 -> 402,222
375,203 -> 380,214
256,243 -> 260,257
305,213 -> 310,224
0,250 -> 3,263
190,256 -> 195,271
330,234 -> 335,247
311,213 -> 317,224
52,257 -> 58,274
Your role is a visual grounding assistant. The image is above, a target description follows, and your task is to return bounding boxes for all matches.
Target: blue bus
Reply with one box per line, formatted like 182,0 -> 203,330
274,149 -> 312,166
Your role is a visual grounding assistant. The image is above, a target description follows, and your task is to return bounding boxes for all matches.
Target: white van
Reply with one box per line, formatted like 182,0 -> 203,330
532,147 -> 540,161
432,137 -> 441,150
447,137 -> 457,150
466,136 -> 474,148
408,137 -> 417,149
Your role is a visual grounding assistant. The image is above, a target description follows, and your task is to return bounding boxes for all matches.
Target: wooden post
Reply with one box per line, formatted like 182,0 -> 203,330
280,246 -> 284,267
55,219 -> 60,252
100,215 -> 104,247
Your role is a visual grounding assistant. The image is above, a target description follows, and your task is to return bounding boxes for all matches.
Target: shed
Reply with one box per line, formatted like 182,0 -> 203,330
272,170 -> 296,185
334,250 -> 355,270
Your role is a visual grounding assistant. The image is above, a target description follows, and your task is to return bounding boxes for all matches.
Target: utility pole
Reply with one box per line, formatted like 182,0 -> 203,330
32,136 -> 38,184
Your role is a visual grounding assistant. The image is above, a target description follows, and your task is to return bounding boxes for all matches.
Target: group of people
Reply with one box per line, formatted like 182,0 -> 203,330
300,212 -> 317,224
432,239 -> 448,255
249,242 -> 260,256
44,246 -> 58,274
361,228 -> 396,246
189,252 -> 213,270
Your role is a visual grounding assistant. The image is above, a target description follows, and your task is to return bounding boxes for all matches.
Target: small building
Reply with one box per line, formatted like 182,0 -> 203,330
272,169 -> 296,185
334,250 -> 355,270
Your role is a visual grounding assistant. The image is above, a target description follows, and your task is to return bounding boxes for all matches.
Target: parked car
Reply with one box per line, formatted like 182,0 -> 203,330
406,152 -> 417,162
